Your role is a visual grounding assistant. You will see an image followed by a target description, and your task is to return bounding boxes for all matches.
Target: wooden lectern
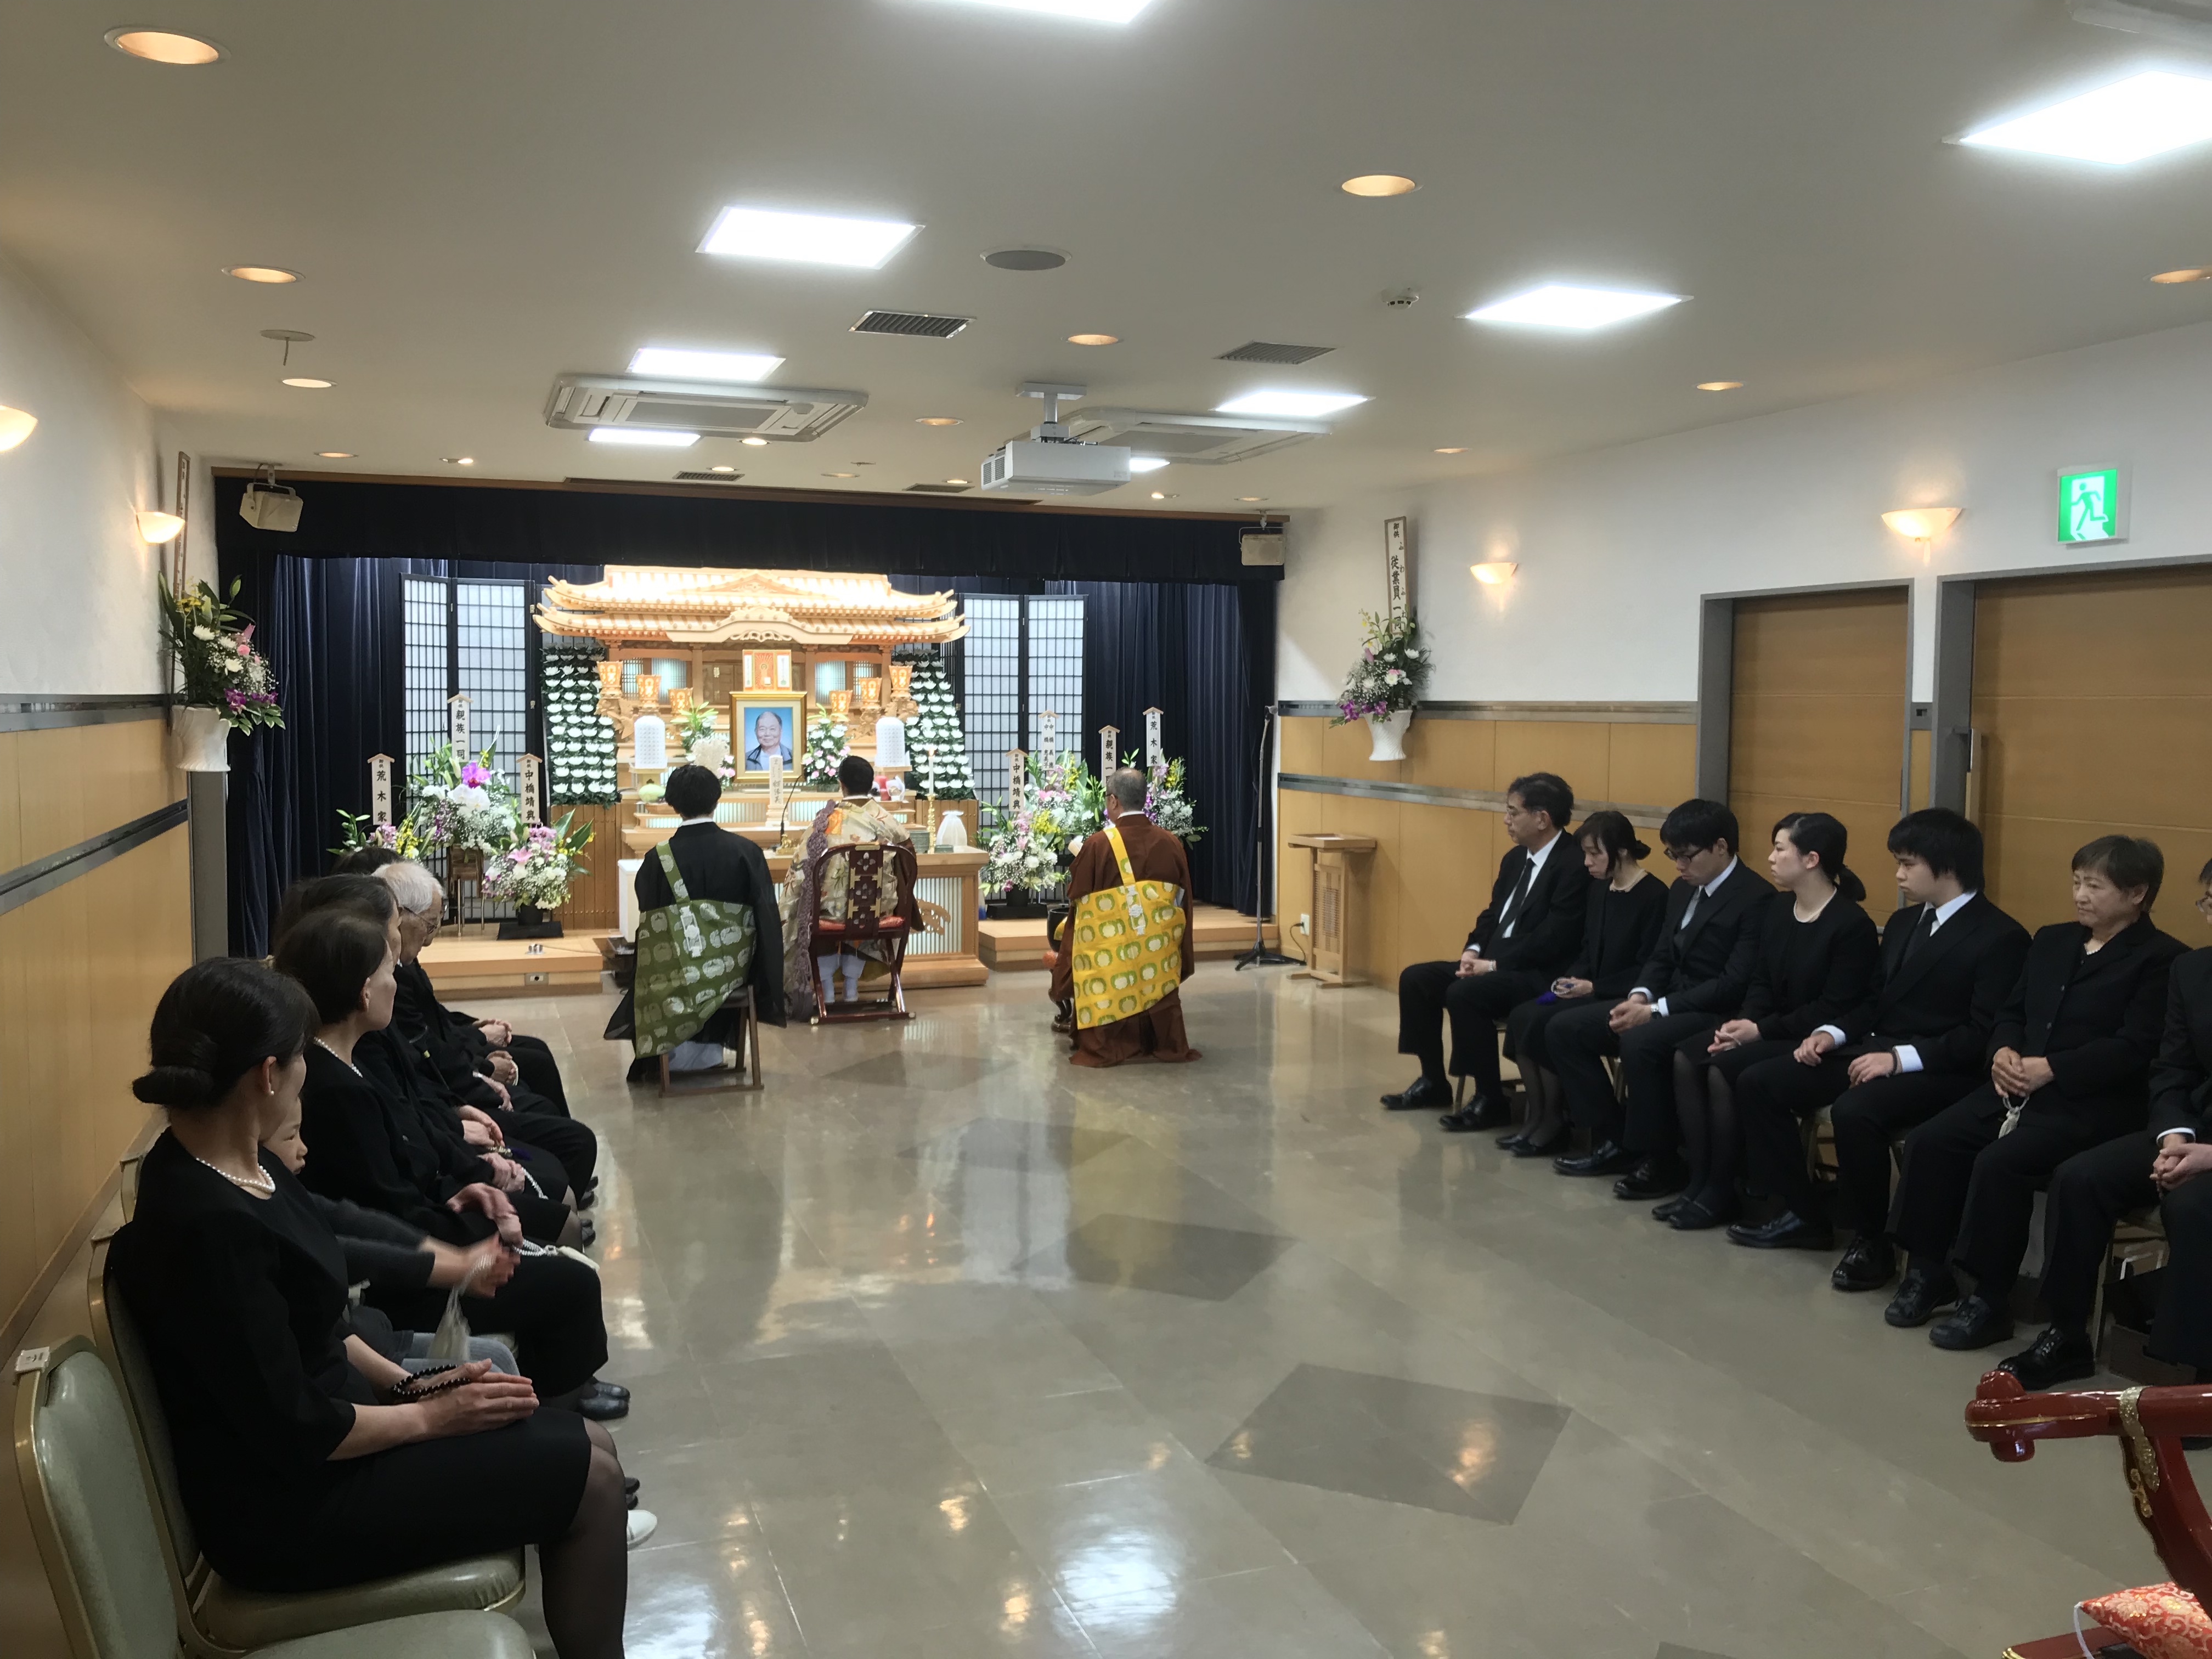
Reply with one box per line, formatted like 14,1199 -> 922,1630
1287,833 -> 1378,988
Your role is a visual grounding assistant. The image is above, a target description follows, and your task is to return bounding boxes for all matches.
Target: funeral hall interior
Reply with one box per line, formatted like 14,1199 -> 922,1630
15,3 -> 2212,1656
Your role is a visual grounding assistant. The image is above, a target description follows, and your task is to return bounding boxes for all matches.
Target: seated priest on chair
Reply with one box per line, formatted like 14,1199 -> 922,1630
1051,768 -> 1200,1069
606,762 -> 786,1077
1382,771 -> 1589,1132
780,753 -> 913,1014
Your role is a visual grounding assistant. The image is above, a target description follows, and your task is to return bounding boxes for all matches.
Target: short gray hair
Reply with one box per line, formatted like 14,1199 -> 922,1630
1105,768 -> 1148,810
378,860 -> 444,917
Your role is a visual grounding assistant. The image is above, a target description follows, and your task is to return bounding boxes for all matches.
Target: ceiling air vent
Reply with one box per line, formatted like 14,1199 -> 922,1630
852,310 -> 972,339
674,472 -> 743,483
1216,341 -> 1335,365
1062,407 -> 1331,466
545,375 -> 866,443
905,483 -> 970,494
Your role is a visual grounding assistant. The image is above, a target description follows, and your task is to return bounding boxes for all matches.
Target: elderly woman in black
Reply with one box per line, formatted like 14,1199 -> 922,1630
109,959 -> 631,1658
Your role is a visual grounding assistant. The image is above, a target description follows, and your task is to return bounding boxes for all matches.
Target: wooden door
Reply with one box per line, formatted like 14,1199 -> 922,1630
1729,589 -> 1909,884
1972,566 -> 2212,932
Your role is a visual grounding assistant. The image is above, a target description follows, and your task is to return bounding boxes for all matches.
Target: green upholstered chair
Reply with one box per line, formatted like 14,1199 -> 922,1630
14,1338 -> 533,1659
87,1239 -> 526,1657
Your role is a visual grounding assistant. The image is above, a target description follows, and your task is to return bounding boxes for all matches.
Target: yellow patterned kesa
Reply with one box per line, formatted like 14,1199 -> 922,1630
1069,822 -> 1187,1030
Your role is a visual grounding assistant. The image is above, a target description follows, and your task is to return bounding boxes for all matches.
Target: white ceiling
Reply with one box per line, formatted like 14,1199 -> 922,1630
7,0 -> 2212,512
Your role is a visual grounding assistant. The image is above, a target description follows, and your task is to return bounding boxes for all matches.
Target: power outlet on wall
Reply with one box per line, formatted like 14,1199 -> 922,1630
1299,913 -> 1311,933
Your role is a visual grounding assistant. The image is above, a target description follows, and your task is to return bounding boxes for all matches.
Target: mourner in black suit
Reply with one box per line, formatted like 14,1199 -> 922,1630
1726,810 -> 2030,1279
1660,812 -> 1880,1232
1995,868 -> 2212,1390
1549,799 -> 1773,1198
1384,774 -> 1589,1131
1884,836 -> 2186,1352
1499,812 -> 1671,1159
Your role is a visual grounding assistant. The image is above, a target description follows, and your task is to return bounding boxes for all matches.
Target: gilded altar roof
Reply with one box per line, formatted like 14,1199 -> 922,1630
535,566 -> 967,647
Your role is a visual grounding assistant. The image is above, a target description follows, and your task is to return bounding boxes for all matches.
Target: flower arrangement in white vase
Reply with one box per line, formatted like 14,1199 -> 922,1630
156,576 -> 284,771
1330,610 -> 1429,762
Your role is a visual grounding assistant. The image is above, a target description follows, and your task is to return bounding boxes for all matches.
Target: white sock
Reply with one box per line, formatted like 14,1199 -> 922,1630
817,960 -> 840,1007
841,957 -> 862,1001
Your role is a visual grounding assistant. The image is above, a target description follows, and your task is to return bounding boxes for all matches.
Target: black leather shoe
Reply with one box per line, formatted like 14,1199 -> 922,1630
1726,1210 -> 1835,1251
1555,1140 -> 1636,1177
572,1386 -> 630,1421
1651,1194 -> 1689,1224
1669,1196 -> 1742,1232
1446,1092 -> 1511,1130
1438,1107 -> 1492,1133
1496,1130 -> 1530,1152
1512,1127 -> 1571,1159
1830,1238 -> 1896,1292
1929,1293 -> 2014,1351
1997,1326 -> 2097,1391
1612,1154 -> 1690,1201
1382,1075 -> 1452,1111
624,1476 -> 641,1495
1884,1264 -> 1959,1328
594,1381 -> 631,1403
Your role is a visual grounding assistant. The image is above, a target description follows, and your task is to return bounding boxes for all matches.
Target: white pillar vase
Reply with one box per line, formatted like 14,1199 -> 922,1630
172,706 -> 233,772
1365,708 -> 1413,762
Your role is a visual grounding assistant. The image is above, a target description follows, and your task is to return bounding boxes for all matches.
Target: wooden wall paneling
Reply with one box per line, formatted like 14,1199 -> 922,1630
1275,786 -> 1328,966
1322,793 -> 1401,980
1974,569 -> 2212,699
0,736 -> 19,876
1495,722 -> 1609,805
11,723 -> 177,867
1396,802 -> 1490,970
1404,718 -> 1494,793
559,803 -> 623,933
1278,716 -> 1328,775
1604,721 -> 1697,813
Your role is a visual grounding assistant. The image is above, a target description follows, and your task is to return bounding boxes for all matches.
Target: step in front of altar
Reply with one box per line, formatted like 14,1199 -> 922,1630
979,905 -> 1279,972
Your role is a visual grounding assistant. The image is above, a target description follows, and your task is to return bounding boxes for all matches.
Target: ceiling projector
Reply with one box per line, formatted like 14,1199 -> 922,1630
238,477 -> 303,532
980,381 -> 1131,497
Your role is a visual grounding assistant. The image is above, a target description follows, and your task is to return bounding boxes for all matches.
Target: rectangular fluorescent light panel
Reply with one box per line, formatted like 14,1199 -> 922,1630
1958,70 -> 2212,165
921,0 -> 1158,22
1215,391 -> 1368,418
1465,284 -> 1685,330
700,206 -> 920,269
628,347 -> 785,382
1126,455 -> 1171,473
588,427 -> 699,448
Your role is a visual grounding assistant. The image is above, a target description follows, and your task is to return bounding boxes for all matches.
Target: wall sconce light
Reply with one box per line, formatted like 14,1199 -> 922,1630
1470,561 -> 1519,586
1881,507 -> 1961,542
0,404 -> 37,452
136,510 -> 186,544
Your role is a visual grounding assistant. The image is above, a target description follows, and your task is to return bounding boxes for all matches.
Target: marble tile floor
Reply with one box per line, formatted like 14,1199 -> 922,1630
482,969 -> 2169,1658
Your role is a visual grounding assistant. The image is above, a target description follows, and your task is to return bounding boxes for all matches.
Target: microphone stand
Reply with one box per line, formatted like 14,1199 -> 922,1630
1234,701 -> 1296,969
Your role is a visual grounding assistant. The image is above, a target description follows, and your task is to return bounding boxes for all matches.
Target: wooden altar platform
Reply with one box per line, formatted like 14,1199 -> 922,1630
977,905 -> 1280,972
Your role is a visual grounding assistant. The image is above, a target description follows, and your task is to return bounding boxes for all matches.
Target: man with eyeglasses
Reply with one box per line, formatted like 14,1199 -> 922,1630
1548,799 -> 1773,1199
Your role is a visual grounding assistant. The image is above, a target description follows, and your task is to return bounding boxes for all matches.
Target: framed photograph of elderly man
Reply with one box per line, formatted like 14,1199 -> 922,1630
730,693 -> 804,777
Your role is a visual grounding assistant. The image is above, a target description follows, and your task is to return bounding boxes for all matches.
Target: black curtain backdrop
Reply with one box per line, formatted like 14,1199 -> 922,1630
221,553 -> 601,956
213,474 -> 1275,586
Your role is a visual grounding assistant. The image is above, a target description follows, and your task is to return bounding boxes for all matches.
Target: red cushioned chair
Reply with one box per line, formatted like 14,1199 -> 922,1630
806,842 -> 922,1025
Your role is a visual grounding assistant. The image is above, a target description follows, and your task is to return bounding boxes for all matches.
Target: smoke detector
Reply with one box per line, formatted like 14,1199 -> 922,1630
1384,287 -> 1421,311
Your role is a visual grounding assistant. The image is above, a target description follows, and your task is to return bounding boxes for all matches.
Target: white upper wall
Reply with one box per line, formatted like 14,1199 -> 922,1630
1280,318 -> 2212,707
0,250 -> 162,696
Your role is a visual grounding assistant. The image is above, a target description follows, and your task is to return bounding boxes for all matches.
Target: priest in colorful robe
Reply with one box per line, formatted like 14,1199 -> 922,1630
1050,768 -> 1200,1068
780,753 -> 916,1011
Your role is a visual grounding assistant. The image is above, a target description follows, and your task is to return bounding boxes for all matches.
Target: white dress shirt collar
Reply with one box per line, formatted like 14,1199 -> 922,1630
1929,889 -> 1976,930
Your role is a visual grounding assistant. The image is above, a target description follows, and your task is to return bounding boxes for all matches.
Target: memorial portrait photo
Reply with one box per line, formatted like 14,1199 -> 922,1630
732,692 -> 803,775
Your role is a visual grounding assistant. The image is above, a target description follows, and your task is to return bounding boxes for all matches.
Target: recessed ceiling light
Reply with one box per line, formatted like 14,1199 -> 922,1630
315,450 -> 354,459
105,27 -> 221,63
588,428 -> 698,448
1960,71 -> 2212,166
985,247 -> 1068,270
1217,390 -> 1369,418
442,456 -> 475,465
628,347 -> 785,382
921,0 -> 1157,23
1127,456 -> 1171,474
699,206 -> 919,269
1434,447 -> 1467,454
1466,284 -> 1685,330
710,465 -> 738,473
1237,496 -> 1266,503
224,266 -> 298,284
741,436 -> 771,447
281,377 -> 332,389
2152,267 -> 2212,284
944,478 -> 971,486
1068,332 -> 1120,346
1696,380 -> 1744,391
1341,174 -> 1418,196
1150,491 -> 1172,500
824,471 -> 858,478
916,416 -> 962,426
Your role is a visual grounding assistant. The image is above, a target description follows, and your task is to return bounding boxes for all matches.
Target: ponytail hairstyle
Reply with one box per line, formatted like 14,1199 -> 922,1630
1576,810 -> 1649,877
132,959 -> 318,1111
1773,811 -> 1865,903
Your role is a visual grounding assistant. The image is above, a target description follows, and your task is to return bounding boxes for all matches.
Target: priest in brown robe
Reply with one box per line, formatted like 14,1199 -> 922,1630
1049,768 -> 1201,1068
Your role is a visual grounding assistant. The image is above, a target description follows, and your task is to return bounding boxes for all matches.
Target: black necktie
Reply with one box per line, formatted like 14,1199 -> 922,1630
1899,905 -> 1937,963
1498,857 -> 1536,935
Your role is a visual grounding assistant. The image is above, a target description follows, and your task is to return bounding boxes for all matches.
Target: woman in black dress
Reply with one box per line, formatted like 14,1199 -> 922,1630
1501,812 -> 1671,1156
1661,812 -> 1880,1231
110,958 -> 631,1658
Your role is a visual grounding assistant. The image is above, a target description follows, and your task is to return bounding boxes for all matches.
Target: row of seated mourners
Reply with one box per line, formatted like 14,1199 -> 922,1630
109,853 -> 647,1659
1387,773 -> 2212,1395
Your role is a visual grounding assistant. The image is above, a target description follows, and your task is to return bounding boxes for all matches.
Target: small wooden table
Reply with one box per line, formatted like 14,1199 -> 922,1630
1286,833 -> 1378,988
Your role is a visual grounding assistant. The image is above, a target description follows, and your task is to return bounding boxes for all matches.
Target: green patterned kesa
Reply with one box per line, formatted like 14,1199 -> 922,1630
630,842 -> 758,1057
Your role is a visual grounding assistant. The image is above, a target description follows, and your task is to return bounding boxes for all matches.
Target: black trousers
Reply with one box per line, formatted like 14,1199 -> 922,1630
1548,997 -> 1718,1148
1737,1054 -> 1980,1233
1506,994 -> 1592,1074
505,1109 -> 596,1194
506,1034 -> 569,1114
1396,961 -> 1550,1092
369,1248 -> 608,1397
2039,1130 -> 2163,1336
1891,1085 -> 2140,1297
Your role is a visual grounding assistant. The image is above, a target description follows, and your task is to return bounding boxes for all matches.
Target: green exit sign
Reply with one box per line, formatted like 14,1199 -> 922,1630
2057,465 -> 2126,545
